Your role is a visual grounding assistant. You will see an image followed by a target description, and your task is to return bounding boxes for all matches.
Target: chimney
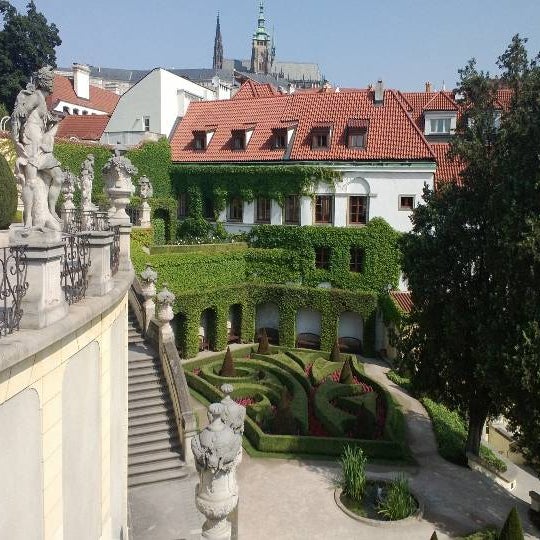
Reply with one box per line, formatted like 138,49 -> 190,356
374,79 -> 384,104
425,81 -> 432,93
72,63 -> 90,100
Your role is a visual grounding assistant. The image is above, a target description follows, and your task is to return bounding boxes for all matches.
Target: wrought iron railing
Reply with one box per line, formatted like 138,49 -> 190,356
62,209 -> 111,233
126,205 -> 141,226
0,245 -> 28,338
110,226 -> 120,275
61,234 -> 91,305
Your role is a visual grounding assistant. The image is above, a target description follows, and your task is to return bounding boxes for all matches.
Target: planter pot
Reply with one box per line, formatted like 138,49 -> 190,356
334,485 -> 423,527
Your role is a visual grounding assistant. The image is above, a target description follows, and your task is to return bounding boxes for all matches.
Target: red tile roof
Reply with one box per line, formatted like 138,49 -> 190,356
431,143 -> 464,186
171,90 -> 435,163
47,75 -> 119,114
233,80 -> 280,100
57,115 -> 110,141
390,291 -> 413,314
423,91 -> 458,111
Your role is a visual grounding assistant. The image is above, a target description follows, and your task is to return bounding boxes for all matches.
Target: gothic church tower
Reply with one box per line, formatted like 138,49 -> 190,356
213,13 -> 224,70
250,1 -> 273,75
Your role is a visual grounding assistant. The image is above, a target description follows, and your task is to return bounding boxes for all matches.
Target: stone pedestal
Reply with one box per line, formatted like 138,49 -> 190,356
157,286 -> 175,341
18,241 -> 68,329
140,265 -> 157,334
108,224 -> 132,272
139,201 -> 151,228
86,231 -> 114,296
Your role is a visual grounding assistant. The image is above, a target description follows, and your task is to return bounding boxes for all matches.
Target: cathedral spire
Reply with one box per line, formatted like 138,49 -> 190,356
251,1 -> 272,74
213,12 -> 223,70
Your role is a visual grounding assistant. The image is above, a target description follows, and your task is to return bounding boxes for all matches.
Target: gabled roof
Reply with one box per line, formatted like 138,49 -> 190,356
423,91 -> 458,111
170,89 -> 435,163
233,80 -> 279,100
57,115 -> 110,141
47,75 -> 120,114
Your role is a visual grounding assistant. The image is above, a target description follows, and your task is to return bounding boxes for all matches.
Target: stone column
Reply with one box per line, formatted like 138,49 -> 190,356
86,231 -> 114,296
18,240 -> 68,329
139,264 -> 157,334
115,224 -> 132,272
156,285 -> 175,341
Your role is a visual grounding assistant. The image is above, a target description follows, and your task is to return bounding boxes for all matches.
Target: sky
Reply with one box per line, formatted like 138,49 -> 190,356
6,0 -> 540,91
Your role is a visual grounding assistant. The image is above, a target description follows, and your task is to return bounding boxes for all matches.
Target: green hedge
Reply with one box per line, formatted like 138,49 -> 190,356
149,242 -> 248,255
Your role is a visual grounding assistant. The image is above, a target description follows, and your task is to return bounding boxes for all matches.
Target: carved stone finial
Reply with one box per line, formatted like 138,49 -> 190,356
102,155 -> 137,225
140,264 -> 157,286
220,383 -> 246,435
156,284 -> 175,337
138,176 -> 153,200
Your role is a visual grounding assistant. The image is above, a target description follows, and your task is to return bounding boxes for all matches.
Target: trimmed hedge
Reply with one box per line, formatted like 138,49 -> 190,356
0,152 -> 17,229
149,242 -> 248,255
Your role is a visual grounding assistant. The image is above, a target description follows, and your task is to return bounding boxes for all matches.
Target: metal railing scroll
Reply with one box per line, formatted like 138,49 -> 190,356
0,245 -> 28,337
61,234 -> 91,305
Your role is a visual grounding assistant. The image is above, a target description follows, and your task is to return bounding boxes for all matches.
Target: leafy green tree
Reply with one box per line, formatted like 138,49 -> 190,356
0,151 -> 17,228
398,36 -> 540,461
0,1 -> 61,110
499,507 -> 524,540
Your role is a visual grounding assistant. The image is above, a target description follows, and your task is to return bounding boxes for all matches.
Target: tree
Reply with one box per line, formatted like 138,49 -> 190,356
219,347 -> 236,377
499,507 -> 524,540
398,36 -> 540,461
0,1 -> 61,110
330,339 -> 341,363
339,357 -> 354,385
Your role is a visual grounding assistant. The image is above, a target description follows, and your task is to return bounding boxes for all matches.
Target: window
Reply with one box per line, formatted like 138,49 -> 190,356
430,118 -> 451,134
399,195 -> 415,211
273,130 -> 287,149
143,116 -> 150,132
202,196 -> 214,220
315,195 -> 333,224
63,106 -> 70,114
312,132 -> 329,149
349,196 -> 368,225
348,133 -> 365,148
228,197 -> 243,222
73,108 -> 79,115
284,195 -> 300,224
232,132 -> 245,150
256,197 -> 271,223
194,134 -> 206,150
82,110 -> 88,115
315,247 -> 330,270
350,247 -> 364,273
178,193 -> 187,219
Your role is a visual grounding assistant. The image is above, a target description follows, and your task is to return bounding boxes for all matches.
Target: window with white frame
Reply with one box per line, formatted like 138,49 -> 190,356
399,195 -> 415,211
143,116 -> 150,132
430,118 -> 451,134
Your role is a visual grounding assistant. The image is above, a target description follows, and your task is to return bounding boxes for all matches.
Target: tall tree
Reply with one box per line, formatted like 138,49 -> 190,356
0,1 -> 61,111
398,36 -> 540,464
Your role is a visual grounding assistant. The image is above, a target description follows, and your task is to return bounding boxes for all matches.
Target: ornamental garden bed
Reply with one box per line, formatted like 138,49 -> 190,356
184,344 -> 408,461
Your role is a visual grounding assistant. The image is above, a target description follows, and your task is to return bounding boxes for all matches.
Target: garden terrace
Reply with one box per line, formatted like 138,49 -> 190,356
185,346 -> 407,460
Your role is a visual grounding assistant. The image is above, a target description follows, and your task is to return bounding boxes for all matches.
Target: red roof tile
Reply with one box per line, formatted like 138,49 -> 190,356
57,115 -> 110,141
171,90 -> 435,163
423,91 -> 458,111
390,291 -> 413,314
431,143 -> 464,187
232,80 -> 280,100
47,75 -> 119,114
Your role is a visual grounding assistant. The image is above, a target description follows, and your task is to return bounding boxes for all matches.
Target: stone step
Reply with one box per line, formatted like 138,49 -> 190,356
129,336 -> 145,344
129,372 -> 164,386
128,466 -> 189,488
128,387 -> 166,402
129,421 -> 174,438
129,439 -> 181,458
129,450 -> 184,470
129,380 -> 167,395
128,396 -> 169,411
128,355 -> 157,366
129,428 -> 177,447
128,364 -> 160,377
129,404 -> 173,421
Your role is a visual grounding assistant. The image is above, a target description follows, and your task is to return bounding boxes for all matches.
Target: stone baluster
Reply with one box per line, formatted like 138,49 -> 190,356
86,230 -> 114,296
156,284 -> 175,340
139,264 -> 157,334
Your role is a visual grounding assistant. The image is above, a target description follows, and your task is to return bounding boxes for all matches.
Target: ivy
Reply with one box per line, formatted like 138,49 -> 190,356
171,164 -> 340,218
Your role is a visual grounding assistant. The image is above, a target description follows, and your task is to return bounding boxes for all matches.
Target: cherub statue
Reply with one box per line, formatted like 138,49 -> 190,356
11,66 -> 65,231
138,176 -> 153,200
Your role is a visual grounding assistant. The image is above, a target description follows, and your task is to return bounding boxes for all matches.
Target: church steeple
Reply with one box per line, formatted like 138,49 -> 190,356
250,1 -> 272,74
213,13 -> 223,70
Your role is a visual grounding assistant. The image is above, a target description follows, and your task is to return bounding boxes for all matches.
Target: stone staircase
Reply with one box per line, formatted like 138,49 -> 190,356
128,309 -> 189,488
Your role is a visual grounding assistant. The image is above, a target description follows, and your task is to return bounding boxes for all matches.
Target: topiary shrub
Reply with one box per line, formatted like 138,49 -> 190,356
271,388 -> 298,435
330,340 -> 341,363
219,346 -> 236,377
499,507 -> 524,540
257,328 -> 270,354
0,152 -> 17,229
340,358 -> 355,385
430,532 -> 439,540
153,218 -> 166,245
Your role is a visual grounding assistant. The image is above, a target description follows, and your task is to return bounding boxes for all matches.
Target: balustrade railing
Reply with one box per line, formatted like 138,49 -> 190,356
61,234 -> 91,305
126,205 -> 141,226
110,226 -> 120,276
0,245 -> 28,338
62,209 -> 112,233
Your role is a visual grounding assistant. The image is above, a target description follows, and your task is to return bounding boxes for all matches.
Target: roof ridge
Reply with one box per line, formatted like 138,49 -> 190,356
423,90 -> 458,111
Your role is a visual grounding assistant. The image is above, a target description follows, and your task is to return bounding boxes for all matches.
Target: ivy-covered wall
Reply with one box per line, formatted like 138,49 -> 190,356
171,164 -> 340,219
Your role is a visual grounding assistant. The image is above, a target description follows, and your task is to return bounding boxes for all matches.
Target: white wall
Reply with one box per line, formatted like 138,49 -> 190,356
338,312 -> 363,341
296,309 -> 322,336
256,303 -> 280,330
53,100 -> 108,116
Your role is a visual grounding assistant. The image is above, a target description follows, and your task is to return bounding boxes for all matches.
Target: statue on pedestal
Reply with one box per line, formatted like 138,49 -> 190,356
11,66 -> 65,234
80,154 -> 96,210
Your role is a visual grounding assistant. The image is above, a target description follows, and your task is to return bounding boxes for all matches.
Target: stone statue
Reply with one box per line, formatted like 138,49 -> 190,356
80,154 -> 95,210
220,384 -> 246,436
11,66 -> 64,233
102,155 -> 137,224
138,176 -> 153,200
192,402 -> 243,539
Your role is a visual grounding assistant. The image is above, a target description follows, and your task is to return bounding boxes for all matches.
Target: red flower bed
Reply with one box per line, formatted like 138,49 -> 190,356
304,363 -> 313,377
234,396 -> 256,407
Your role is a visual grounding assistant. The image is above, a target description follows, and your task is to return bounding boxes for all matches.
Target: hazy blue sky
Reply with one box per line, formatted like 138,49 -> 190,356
7,0 -> 540,90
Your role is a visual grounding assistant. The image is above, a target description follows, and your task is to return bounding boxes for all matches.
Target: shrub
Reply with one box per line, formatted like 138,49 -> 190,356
430,533 -> 439,540
377,473 -> 416,520
0,152 -> 17,229
499,507 -> 524,540
153,218 -> 166,245
219,347 -> 236,377
386,370 -> 412,392
257,328 -> 270,354
340,445 -> 367,502
271,388 -> 298,435
339,358 -> 355,385
330,340 -> 341,363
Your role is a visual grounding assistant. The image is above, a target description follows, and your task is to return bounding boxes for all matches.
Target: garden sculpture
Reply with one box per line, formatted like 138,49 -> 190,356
11,66 -> 65,234
102,155 -> 137,224
192,402 -> 244,540
80,154 -> 95,210
138,176 -> 153,227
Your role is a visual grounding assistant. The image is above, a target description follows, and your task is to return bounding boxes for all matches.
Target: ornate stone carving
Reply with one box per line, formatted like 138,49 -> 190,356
192,403 -> 243,539
80,154 -> 96,210
10,66 -> 65,236
140,264 -> 158,299
220,383 -> 246,435
61,171 -> 77,210
138,176 -> 153,227
102,155 -> 137,224
156,284 -> 175,338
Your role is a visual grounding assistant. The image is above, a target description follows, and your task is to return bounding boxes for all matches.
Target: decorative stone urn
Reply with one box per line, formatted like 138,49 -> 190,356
139,264 -> 158,333
102,155 -> 137,225
138,176 -> 153,228
192,403 -> 243,540
156,284 -> 175,339
60,170 -> 77,231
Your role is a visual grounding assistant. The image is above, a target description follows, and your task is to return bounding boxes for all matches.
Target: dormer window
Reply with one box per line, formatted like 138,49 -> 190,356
347,119 -> 369,149
311,123 -> 332,150
232,131 -> 245,150
424,111 -> 456,136
273,128 -> 287,149
193,131 -> 206,150
430,118 -> 451,134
